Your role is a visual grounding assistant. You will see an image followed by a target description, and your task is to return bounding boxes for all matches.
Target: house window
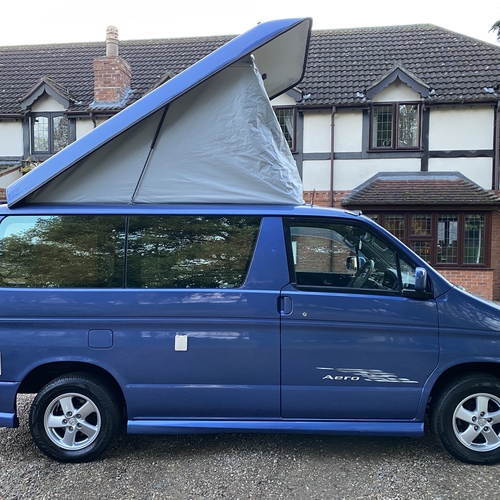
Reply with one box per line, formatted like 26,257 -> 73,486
274,107 -> 294,149
32,113 -> 68,155
371,103 -> 420,150
368,212 -> 488,267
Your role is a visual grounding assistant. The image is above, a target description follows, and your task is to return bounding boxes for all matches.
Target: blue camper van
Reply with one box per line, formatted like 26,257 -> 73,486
2,19 -> 500,465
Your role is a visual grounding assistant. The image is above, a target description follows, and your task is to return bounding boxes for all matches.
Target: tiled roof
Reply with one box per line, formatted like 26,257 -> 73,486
0,36 -> 231,113
303,24 -> 500,105
341,172 -> 500,207
1,24 -> 500,114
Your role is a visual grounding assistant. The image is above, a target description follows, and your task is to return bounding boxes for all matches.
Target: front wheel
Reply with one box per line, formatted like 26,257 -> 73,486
29,374 -> 121,462
431,374 -> 500,464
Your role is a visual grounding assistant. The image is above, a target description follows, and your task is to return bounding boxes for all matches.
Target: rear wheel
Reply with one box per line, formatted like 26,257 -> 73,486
29,374 -> 121,462
431,374 -> 500,464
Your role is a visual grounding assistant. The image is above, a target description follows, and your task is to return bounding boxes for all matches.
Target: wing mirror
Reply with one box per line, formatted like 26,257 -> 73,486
414,267 -> 427,293
346,256 -> 365,272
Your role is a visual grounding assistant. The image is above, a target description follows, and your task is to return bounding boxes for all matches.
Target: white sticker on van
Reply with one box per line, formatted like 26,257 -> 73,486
317,367 -> 418,384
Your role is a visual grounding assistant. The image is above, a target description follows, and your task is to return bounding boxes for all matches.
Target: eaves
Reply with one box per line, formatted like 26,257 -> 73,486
344,203 -> 500,211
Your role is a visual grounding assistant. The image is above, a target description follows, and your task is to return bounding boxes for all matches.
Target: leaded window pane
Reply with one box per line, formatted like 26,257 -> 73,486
372,105 -> 393,148
411,215 -> 431,236
384,214 -> 405,240
437,214 -> 458,263
464,215 -> 485,264
33,116 -> 49,152
275,108 -> 294,148
398,104 -> 419,147
53,115 -> 68,152
410,241 -> 431,263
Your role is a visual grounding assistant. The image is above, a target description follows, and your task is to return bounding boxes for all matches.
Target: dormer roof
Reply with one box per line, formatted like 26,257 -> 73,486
20,76 -> 74,110
365,63 -> 430,99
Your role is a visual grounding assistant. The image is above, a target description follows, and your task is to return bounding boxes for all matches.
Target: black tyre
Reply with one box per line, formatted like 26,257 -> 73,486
431,374 -> 500,464
29,374 -> 121,463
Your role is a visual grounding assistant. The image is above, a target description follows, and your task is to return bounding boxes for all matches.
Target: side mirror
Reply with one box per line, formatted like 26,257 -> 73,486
346,256 -> 365,272
414,267 -> 427,293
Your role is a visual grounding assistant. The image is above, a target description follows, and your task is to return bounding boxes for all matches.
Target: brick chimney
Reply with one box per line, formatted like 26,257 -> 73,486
92,26 -> 131,106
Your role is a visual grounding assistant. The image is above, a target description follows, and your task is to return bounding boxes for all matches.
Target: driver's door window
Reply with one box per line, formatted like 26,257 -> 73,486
286,219 -> 416,293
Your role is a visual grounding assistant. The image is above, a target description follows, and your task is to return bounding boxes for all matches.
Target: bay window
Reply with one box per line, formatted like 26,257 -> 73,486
367,212 -> 488,267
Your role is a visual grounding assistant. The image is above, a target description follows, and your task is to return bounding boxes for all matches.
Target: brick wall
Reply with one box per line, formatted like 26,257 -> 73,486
303,190 -> 351,208
437,268 -> 494,300
301,189 -> 499,301
491,211 -> 500,301
93,56 -> 131,103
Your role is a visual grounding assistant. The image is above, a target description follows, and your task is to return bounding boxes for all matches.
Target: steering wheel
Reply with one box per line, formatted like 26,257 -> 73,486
348,259 -> 374,288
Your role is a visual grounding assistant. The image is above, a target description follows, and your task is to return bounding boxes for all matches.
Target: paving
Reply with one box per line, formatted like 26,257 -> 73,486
1,395 -> 499,499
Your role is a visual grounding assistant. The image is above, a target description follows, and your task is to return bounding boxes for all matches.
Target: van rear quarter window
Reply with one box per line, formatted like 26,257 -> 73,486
0,215 -> 125,288
0,215 -> 261,289
126,215 -> 261,288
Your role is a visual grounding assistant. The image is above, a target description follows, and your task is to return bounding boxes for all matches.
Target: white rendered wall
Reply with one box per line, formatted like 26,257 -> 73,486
303,158 -> 421,191
372,80 -> 420,102
428,158 -> 493,190
302,160 -> 331,191
429,107 -> 494,150
76,118 -> 95,139
31,95 -> 66,112
303,112 -> 331,153
334,110 -> 363,152
336,158 -> 421,191
271,94 -> 296,106
0,121 -> 23,156
0,168 -> 21,188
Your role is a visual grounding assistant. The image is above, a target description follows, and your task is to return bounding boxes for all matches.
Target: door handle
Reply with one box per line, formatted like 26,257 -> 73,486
280,296 -> 293,315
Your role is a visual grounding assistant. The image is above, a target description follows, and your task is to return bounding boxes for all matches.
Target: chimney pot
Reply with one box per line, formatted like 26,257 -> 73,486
106,26 -> 119,57
92,26 -> 131,107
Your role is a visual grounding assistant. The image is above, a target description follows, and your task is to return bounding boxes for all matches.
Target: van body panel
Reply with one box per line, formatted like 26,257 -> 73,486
280,287 -> 439,419
0,203 -> 499,453
127,419 -> 425,436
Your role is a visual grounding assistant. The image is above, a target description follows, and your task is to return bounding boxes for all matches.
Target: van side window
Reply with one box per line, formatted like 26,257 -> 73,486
126,216 -> 261,289
285,218 -> 416,293
0,216 -> 125,288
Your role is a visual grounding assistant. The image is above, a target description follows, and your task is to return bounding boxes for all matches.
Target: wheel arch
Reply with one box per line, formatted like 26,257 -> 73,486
428,362 -> 500,407
18,361 -> 126,412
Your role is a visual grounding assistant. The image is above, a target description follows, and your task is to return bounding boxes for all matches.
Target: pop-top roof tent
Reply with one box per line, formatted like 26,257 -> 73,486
7,18 -> 312,207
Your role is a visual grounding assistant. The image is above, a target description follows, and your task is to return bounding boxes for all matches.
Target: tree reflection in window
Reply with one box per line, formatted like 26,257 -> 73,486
0,216 -> 125,288
127,216 -> 261,288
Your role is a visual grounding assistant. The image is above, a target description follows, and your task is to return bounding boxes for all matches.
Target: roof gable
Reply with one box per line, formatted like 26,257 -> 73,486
20,76 -> 73,110
366,64 -> 430,99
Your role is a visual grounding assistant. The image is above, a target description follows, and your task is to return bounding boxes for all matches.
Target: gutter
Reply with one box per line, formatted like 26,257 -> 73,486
495,101 -> 500,195
330,106 -> 336,207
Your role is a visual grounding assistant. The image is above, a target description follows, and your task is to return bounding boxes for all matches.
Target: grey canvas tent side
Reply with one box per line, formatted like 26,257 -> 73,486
7,18 -> 312,207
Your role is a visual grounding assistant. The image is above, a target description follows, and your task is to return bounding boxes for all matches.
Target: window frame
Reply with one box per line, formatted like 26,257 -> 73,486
283,216 -> 420,297
366,211 -> 491,268
31,112 -> 69,156
369,102 -> 422,151
273,106 -> 295,151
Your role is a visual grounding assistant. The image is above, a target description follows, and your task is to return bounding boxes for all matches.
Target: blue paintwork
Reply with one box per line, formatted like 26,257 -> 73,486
280,288 -> 439,419
0,203 -> 499,441
6,17 -> 312,208
127,420 -> 424,436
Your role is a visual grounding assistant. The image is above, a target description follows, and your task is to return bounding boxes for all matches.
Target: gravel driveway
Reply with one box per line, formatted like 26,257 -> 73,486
1,395 -> 499,499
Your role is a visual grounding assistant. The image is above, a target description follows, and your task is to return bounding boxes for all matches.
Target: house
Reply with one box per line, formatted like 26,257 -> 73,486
1,23 -> 500,299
